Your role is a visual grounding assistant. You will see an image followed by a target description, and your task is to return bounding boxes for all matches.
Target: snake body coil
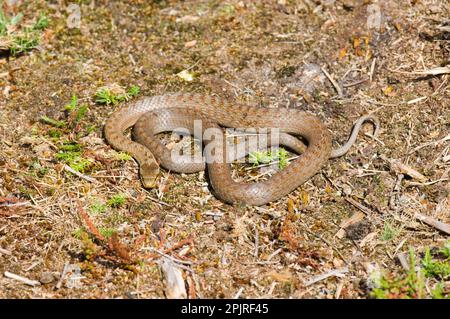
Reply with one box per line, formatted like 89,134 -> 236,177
105,93 -> 379,206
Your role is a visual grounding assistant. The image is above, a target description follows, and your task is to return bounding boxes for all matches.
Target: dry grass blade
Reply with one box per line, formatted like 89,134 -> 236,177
4,271 -> 41,287
414,213 -> 450,235
392,66 -> 450,76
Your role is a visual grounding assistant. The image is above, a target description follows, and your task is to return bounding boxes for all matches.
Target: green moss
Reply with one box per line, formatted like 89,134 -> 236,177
99,227 -> 116,238
89,201 -> 107,215
439,241 -> 450,259
380,220 -> 401,242
56,141 -> 93,172
422,248 -> 450,279
115,152 -> 133,161
107,193 -> 127,208
0,8 -> 49,55
95,85 -> 140,105
371,247 -> 450,299
30,160 -> 49,178
40,116 -> 66,128
371,250 -> 425,299
72,227 -> 85,239
249,148 -> 288,169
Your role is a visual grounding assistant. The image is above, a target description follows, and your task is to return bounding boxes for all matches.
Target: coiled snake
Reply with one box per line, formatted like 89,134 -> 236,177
104,93 -> 379,206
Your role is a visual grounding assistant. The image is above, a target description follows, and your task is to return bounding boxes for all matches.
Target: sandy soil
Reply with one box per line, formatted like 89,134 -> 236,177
0,0 -> 448,298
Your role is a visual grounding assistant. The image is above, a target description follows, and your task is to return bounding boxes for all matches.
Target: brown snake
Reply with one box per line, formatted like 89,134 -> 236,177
104,93 -> 380,206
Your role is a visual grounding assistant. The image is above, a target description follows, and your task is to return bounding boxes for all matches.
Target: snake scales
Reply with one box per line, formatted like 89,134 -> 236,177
104,93 -> 379,206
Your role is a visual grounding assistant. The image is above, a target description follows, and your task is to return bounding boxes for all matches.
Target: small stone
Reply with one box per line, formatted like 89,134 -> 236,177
39,272 -> 56,284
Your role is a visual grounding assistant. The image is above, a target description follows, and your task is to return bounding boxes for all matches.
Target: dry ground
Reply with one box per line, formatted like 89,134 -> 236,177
0,0 -> 448,298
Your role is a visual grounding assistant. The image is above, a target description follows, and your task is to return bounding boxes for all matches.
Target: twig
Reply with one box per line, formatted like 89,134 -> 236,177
408,134 -> 450,154
344,197 -> 374,216
244,155 -> 299,171
144,247 -> 194,267
389,174 -> 404,210
343,78 -> 368,88
254,226 -> 259,258
321,66 -> 343,97
304,267 -> 349,287
4,271 -> 41,287
335,281 -> 344,299
233,287 -> 244,299
267,282 -> 277,296
414,213 -> 450,235
0,246 -> 12,255
369,58 -> 377,82
390,66 -> 450,76
300,224 -> 349,265
406,178 -> 449,186
63,164 -> 98,183
266,248 -> 282,261
396,253 -> 410,271
25,261 -> 41,272
55,263 -> 70,290
143,189 -> 171,207
407,96 -> 427,104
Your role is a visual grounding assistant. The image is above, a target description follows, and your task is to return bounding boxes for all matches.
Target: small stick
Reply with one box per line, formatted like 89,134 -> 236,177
414,213 -> 450,235
408,134 -> 450,154
0,247 -> 12,255
221,244 -> 229,265
304,267 -> 349,287
321,66 -> 343,97
335,281 -> 344,299
63,164 -> 97,183
143,189 -> 171,207
25,261 -> 41,272
233,287 -> 244,299
406,178 -> 449,186
344,197 -> 374,216
55,263 -> 70,290
407,96 -> 427,105
390,66 -> 450,76
343,78 -> 368,88
300,225 -> 349,265
244,156 -> 299,171
389,174 -> 404,210
240,260 -> 279,265
397,253 -> 410,271
266,248 -> 282,261
369,58 -> 377,82
144,247 -> 194,268
4,271 -> 41,287
254,226 -> 259,258
267,282 -> 277,295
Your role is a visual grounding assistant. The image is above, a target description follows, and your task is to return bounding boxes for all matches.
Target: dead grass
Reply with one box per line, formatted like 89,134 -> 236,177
0,0 -> 448,298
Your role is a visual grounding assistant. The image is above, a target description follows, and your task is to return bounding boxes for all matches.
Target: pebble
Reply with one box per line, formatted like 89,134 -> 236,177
39,272 -> 57,284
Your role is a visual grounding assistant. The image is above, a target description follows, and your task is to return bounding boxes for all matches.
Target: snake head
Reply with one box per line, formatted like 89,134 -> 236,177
139,162 -> 160,188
